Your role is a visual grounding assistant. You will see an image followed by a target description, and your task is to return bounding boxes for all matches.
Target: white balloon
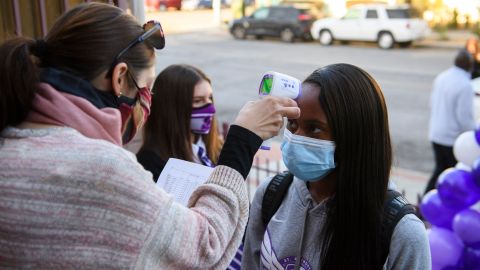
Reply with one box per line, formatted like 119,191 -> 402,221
473,201 -> 480,211
453,131 -> 480,167
455,162 -> 472,172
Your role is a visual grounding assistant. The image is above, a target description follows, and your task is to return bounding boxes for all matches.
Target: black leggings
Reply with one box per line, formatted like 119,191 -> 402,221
424,142 -> 457,194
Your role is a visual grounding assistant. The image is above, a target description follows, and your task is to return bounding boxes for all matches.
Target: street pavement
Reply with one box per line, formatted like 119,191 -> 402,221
126,9 -> 478,203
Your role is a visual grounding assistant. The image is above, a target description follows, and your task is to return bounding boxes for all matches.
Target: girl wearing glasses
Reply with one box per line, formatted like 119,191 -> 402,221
137,64 -> 223,182
0,2 -> 299,268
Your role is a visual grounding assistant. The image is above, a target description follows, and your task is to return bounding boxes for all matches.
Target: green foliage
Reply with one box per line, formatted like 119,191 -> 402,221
472,22 -> 480,38
433,24 -> 449,41
448,8 -> 459,29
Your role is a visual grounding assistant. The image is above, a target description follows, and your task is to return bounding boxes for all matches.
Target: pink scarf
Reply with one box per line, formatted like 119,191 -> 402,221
26,83 -> 122,146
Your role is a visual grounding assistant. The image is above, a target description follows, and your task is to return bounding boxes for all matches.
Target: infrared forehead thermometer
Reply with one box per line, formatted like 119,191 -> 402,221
258,71 -> 302,150
258,71 -> 302,100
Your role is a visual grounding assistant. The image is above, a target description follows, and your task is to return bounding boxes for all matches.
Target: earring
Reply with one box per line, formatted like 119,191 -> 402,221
118,91 -> 123,98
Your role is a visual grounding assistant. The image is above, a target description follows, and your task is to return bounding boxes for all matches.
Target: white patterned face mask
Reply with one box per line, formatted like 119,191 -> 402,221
190,103 -> 216,134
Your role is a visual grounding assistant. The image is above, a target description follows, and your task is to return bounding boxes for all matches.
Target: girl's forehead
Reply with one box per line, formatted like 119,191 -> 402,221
298,83 -> 321,106
298,83 -> 328,122
193,80 -> 212,96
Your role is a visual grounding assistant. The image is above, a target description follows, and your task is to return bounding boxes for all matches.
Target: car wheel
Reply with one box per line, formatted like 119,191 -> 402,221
319,30 -> 333,46
232,25 -> 246,40
280,28 -> 295,43
377,32 -> 395,49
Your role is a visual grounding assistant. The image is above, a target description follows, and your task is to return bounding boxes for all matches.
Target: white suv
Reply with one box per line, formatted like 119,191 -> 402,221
310,4 -> 430,49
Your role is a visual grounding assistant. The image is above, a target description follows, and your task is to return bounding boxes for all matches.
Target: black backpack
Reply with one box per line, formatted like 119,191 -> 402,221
261,171 -> 417,263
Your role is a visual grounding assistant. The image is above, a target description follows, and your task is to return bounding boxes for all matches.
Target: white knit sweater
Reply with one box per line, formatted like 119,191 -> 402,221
0,126 -> 248,269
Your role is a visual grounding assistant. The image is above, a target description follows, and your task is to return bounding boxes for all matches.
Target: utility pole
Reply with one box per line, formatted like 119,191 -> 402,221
213,0 -> 222,25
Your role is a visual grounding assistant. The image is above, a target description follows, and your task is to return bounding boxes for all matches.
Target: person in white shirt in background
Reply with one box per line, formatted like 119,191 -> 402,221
425,49 -> 476,194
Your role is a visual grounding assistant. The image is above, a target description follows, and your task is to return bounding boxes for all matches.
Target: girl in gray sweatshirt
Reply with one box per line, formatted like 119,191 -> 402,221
242,64 -> 431,270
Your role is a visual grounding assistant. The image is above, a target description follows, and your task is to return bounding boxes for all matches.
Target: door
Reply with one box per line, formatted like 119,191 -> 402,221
267,7 -> 291,36
247,7 -> 270,36
360,8 -> 380,41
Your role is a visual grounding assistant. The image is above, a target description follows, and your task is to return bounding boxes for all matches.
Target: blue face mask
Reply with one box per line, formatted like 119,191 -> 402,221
281,129 -> 336,182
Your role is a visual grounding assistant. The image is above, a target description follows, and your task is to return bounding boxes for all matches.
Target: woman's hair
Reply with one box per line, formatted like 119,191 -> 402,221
0,2 -> 154,131
304,63 -> 392,270
466,37 -> 478,55
141,64 -> 223,164
455,48 -> 473,72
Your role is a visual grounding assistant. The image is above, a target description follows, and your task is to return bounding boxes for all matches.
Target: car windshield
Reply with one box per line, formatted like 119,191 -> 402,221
343,8 -> 361,20
386,8 -> 419,19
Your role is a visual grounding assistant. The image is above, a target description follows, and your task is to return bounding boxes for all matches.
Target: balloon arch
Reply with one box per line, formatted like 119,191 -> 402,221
420,129 -> 480,269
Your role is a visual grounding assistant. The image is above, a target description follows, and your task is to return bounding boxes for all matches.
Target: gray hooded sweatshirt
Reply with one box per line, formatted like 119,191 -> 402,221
242,177 -> 431,270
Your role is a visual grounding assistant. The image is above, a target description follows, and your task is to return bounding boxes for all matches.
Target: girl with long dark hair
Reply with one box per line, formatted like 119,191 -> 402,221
137,64 -> 223,181
242,64 -> 430,270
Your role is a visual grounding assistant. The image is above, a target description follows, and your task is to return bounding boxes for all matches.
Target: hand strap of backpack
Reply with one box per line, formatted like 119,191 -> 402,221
380,190 -> 417,263
261,171 -> 294,226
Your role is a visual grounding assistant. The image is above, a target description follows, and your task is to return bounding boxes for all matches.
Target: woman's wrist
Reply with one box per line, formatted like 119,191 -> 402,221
217,125 -> 262,179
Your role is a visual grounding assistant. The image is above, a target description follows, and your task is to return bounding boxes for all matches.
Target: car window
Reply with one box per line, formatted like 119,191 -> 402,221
287,8 -> 300,19
343,8 -> 361,20
253,8 -> 269,19
366,9 -> 378,19
386,8 -> 411,19
269,7 -> 289,19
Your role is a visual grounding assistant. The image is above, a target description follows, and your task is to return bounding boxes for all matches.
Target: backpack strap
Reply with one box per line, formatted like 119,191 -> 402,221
380,189 -> 417,263
261,171 -> 294,226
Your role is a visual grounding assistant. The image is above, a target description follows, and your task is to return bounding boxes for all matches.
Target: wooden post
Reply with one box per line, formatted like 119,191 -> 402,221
63,0 -> 69,11
12,0 -> 22,36
116,0 -> 128,10
38,0 -> 48,37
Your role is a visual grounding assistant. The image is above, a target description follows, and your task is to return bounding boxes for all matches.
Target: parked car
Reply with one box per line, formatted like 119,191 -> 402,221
310,4 -> 430,49
229,5 -> 316,43
146,0 -> 182,11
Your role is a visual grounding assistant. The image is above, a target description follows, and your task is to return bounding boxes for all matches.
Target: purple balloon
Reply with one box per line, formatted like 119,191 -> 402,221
437,168 -> 480,211
463,247 -> 480,269
453,209 -> 480,249
440,267 -> 464,270
428,227 -> 464,270
471,158 -> 480,188
421,190 -> 457,229
475,128 -> 480,145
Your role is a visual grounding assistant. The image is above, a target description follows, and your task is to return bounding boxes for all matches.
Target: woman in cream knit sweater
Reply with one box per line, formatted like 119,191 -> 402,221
0,3 -> 299,269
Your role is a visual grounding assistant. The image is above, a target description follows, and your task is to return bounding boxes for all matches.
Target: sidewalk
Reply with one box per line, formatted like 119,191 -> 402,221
247,142 -> 428,204
147,8 -> 476,51
145,9 -> 234,35
418,29 -> 476,50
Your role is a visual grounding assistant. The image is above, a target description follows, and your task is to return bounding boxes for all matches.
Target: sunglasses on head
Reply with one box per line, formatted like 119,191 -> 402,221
106,20 -> 165,77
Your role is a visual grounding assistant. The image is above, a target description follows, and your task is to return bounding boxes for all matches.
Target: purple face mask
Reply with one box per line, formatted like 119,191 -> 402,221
190,103 -> 216,134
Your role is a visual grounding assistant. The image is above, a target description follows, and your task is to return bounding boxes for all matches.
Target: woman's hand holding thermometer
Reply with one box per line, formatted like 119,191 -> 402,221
258,71 -> 302,150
